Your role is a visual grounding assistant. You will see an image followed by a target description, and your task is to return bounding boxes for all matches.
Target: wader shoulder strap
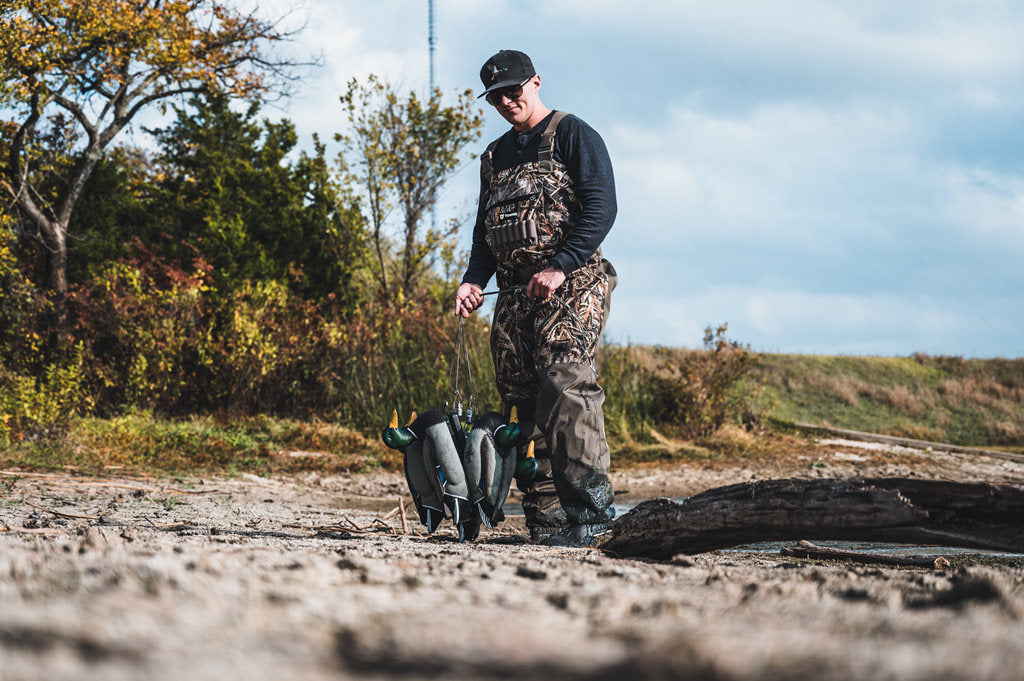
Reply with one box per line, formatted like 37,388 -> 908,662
538,111 -> 570,163
481,150 -> 493,184
481,139 -> 499,185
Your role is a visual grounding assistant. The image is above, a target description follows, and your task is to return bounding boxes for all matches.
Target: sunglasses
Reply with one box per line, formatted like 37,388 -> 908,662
485,79 -> 530,106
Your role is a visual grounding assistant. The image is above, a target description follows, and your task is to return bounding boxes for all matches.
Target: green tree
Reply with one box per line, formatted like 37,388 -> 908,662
0,208 -> 44,371
64,145 -> 155,286
65,95 -> 368,307
0,0 -> 300,337
141,95 -> 367,303
336,76 -> 484,306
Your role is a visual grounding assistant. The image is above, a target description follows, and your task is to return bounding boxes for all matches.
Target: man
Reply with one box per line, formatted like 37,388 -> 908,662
454,50 -> 618,547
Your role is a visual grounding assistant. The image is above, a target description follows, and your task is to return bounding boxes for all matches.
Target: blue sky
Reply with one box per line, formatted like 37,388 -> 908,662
255,0 -> 1023,358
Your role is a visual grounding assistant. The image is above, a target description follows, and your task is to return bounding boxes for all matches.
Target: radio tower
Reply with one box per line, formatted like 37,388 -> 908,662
428,0 -> 437,94
428,0 -> 437,231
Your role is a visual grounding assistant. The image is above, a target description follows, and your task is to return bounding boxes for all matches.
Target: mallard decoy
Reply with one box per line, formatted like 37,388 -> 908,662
381,409 -> 417,449
494,405 -> 528,449
515,439 -> 538,485
462,411 -> 518,533
400,410 -> 472,538
392,407 -> 523,543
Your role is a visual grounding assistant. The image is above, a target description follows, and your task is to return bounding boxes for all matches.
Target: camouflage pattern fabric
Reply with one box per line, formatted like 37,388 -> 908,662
491,263 -> 609,404
485,149 -> 610,402
483,159 -> 580,270
482,135 -> 617,531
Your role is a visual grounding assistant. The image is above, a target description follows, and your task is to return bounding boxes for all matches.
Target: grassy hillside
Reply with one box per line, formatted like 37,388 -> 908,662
744,353 -> 1024,448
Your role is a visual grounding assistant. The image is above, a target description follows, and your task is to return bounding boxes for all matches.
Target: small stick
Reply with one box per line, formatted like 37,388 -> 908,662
25,501 -> 100,520
398,496 -> 408,535
781,540 -> 948,568
158,488 -> 223,496
383,505 -> 401,520
1,470 -> 80,479
38,481 -> 162,494
339,515 -> 360,531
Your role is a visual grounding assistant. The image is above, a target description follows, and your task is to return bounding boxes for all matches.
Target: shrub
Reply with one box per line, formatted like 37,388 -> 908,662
599,343 -> 654,443
61,237 -> 496,432
328,292 -> 497,428
0,219 -> 47,372
0,344 -> 93,445
68,240 -> 214,413
647,325 -> 758,439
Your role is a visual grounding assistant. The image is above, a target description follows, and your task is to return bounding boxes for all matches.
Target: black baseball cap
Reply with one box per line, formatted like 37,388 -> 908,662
478,50 -> 536,98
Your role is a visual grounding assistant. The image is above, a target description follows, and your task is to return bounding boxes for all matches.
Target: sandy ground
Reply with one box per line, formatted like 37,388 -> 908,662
2,438 -> 1023,681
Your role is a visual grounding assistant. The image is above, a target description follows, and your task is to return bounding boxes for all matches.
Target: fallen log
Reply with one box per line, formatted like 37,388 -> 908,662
599,477 -> 1024,559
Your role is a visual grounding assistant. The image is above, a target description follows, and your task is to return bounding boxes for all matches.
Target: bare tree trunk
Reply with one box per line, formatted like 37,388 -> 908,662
600,477 -> 1024,559
44,221 -> 69,349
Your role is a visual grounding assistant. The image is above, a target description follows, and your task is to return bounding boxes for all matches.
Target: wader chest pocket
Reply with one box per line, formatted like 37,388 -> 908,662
486,193 -> 541,252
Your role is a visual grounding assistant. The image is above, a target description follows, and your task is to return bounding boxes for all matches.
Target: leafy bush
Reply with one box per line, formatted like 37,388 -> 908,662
0,345 -> 93,445
61,234 -> 495,432
69,240 -> 215,413
647,325 -> 758,439
0,217 -> 47,372
599,343 -> 654,443
328,292 -> 497,427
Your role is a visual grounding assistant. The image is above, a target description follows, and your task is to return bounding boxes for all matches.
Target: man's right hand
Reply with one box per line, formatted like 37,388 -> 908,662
454,282 -> 484,317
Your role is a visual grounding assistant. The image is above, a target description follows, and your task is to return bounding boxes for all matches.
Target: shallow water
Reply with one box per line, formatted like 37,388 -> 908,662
502,501 -> 636,518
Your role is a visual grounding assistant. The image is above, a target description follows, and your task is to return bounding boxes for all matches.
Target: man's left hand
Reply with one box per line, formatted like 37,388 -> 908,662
527,267 -> 566,301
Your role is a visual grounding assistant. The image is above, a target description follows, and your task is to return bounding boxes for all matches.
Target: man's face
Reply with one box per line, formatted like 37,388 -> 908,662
487,75 -> 541,129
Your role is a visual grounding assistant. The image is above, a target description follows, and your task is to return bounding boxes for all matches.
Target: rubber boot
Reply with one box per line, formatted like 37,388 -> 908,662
520,455 -> 569,541
509,400 -> 568,538
535,362 -> 615,534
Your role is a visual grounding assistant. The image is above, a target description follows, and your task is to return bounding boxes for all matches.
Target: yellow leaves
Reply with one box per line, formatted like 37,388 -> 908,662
2,0 -> 284,108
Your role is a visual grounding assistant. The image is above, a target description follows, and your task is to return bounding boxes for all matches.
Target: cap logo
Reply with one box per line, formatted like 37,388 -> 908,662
488,65 -> 507,83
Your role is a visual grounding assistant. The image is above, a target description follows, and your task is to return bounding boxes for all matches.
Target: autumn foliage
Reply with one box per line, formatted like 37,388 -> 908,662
1,0 -> 297,337
0,0 -> 491,446
0,78 -> 491,445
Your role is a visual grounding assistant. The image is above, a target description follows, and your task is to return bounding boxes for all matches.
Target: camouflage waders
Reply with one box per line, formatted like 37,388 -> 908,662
482,112 -> 617,532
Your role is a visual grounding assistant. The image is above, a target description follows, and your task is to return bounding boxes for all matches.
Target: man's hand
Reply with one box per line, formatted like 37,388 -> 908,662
527,267 -> 566,301
454,282 -> 484,317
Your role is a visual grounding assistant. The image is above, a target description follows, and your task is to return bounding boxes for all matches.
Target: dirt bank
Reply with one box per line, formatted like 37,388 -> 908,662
2,438 -> 1023,680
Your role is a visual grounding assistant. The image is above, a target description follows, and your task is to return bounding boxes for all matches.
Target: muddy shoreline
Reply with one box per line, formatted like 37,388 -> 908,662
3,439 -> 1023,680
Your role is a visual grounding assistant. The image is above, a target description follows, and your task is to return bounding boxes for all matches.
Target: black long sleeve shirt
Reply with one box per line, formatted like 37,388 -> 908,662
462,111 -> 617,288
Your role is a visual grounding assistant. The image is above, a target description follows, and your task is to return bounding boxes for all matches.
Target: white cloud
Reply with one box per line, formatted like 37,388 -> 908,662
606,98 -> 922,260
941,167 -> 1024,245
530,0 -> 1024,89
